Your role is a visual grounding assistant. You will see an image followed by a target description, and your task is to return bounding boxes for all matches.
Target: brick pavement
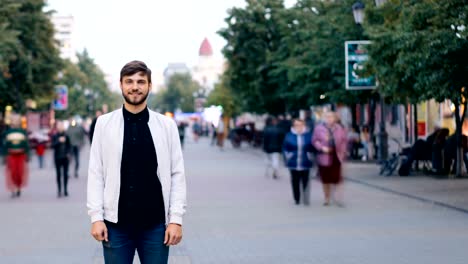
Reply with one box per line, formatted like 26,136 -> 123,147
0,138 -> 467,263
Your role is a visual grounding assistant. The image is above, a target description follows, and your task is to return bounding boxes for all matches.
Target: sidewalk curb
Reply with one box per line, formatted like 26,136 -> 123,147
235,147 -> 468,215
345,176 -> 468,216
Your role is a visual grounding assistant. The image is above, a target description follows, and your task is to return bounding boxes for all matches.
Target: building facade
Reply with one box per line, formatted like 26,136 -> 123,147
51,15 -> 77,63
191,38 -> 225,93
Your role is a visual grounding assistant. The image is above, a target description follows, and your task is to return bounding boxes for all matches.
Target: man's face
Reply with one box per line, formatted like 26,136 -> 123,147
120,72 -> 152,106
57,122 -> 65,132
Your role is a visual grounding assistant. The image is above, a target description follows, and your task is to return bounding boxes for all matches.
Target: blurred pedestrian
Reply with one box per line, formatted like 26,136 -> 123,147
217,115 -> 225,150
282,119 -> 314,205
210,123 -> 217,146
312,112 -> 347,206
432,128 -> 449,174
52,121 -> 71,197
360,126 -> 371,161
178,121 -> 187,148
35,139 -> 47,169
192,121 -> 201,143
347,126 -> 360,160
67,119 -> 86,178
87,61 -> 186,264
277,114 -> 292,142
263,116 -> 283,179
1,115 -> 30,198
89,110 -> 103,144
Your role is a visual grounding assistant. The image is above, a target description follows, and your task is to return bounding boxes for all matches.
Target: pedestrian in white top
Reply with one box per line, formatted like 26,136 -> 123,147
87,61 -> 187,264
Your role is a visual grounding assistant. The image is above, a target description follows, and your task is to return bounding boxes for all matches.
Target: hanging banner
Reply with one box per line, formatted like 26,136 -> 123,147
53,85 -> 68,110
345,41 -> 377,90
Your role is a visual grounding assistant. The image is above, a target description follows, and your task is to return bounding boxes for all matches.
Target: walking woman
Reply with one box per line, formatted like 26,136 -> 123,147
312,112 -> 347,206
1,115 -> 30,198
283,119 -> 314,205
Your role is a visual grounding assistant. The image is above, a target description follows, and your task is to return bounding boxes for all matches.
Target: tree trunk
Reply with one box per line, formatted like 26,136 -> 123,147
453,99 -> 467,178
413,103 -> 419,170
454,102 -> 462,178
413,103 -> 418,143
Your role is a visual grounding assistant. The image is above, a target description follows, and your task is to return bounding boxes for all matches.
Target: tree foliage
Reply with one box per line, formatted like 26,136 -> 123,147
0,0 -> 62,113
219,0 -> 375,114
365,0 -> 468,175
366,0 -> 468,104
219,0 -> 287,114
205,75 -> 240,118
152,73 -> 201,113
54,50 -> 122,119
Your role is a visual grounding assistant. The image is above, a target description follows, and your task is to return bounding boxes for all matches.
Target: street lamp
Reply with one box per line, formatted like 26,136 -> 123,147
351,0 -> 388,161
352,1 -> 365,25
375,0 -> 387,7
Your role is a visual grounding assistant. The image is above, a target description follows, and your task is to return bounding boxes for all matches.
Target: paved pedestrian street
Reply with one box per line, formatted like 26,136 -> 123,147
1,137 -> 468,263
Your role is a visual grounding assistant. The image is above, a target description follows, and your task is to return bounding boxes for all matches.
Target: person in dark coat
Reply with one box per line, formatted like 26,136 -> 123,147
432,128 -> 449,174
52,121 -> 72,197
443,133 -> 468,175
283,119 -> 314,205
262,117 -> 283,179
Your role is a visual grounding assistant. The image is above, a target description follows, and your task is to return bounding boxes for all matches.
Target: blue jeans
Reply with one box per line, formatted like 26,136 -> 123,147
103,222 -> 169,264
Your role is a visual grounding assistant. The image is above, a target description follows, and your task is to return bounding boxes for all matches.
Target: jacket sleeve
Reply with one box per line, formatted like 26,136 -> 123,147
87,118 -> 105,223
312,126 -> 324,151
168,120 -> 187,225
282,133 -> 289,155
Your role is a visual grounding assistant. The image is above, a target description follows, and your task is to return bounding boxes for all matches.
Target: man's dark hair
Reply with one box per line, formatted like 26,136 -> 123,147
120,60 -> 152,83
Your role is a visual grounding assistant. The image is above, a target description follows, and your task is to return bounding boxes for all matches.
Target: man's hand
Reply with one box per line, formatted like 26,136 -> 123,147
164,223 -> 182,246
91,221 -> 108,242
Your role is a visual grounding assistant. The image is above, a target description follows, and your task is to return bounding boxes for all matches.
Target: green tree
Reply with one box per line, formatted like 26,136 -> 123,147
219,0 -> 287,114
76,49 -> 121,115
366,0 -> 468,176
205,77 -> 240,118
54,60 -> 89,119
0,1 -> 20,109
152,73 -> 200,113
0,0 -> 62,113
219,0 -> 374,116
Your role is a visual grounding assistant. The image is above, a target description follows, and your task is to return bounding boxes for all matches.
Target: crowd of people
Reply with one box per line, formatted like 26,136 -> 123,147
1,112 -> 98,199
262,111 -> 348,207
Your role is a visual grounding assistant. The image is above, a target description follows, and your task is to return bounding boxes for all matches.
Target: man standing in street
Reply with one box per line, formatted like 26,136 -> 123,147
67,119 -> 86,178
87,61 -> 187,264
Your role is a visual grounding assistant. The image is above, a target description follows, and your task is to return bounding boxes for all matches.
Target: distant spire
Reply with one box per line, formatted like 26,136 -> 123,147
199,38 -> 213,56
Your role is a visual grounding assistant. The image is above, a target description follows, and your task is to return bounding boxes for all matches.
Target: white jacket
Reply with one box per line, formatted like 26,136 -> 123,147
87,108 -> 186,225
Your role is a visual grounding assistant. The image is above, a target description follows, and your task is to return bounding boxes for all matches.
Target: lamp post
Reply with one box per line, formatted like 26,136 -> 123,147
374,0 -> 388,161
352,0 -> 388,161
352,1 -> 365,25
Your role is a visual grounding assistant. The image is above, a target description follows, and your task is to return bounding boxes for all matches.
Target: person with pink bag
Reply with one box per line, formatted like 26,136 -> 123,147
312,112 -> 348,206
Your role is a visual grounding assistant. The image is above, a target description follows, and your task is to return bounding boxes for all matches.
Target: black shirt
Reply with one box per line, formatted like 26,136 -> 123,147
115,106 -> 165,229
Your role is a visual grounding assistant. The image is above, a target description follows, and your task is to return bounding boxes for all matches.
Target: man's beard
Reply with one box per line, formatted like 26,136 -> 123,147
122,90 -> 149,106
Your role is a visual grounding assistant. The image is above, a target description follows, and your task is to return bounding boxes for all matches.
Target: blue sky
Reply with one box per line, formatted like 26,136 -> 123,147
46,0 -> 295,82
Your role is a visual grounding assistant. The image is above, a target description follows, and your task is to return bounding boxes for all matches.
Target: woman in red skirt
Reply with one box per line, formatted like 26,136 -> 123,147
312,112 -> 347,206
1,115 -> 30,198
